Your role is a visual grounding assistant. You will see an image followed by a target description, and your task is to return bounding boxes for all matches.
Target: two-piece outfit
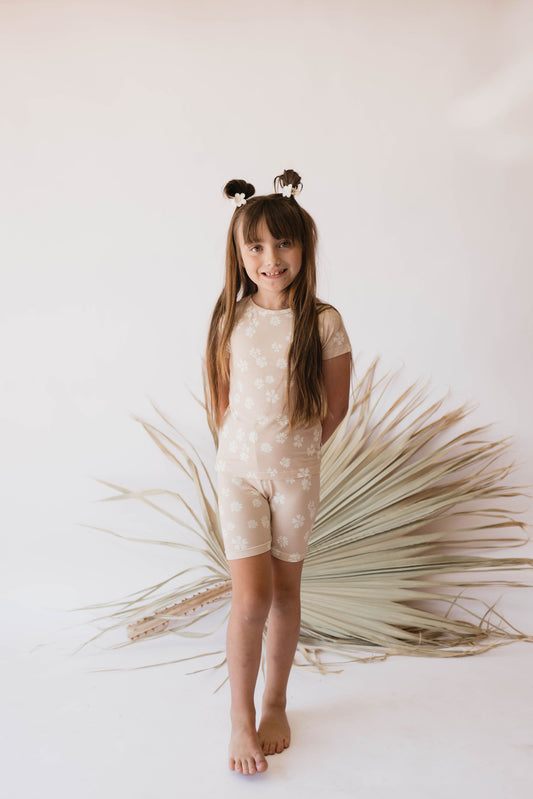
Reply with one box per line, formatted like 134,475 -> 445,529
215,295 -> 351,562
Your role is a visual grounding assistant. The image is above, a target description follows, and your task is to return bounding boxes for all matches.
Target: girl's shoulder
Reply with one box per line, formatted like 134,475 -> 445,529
316,298 -> 344,327
315,300 -> 351,359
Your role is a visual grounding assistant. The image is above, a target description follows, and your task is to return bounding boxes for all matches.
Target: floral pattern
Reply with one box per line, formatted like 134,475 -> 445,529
216,296 -> 351,480
217,471 -> 321,563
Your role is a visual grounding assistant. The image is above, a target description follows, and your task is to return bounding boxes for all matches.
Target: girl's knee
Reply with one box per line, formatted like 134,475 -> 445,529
270,590 -> 301,615
231,581 -> 272,623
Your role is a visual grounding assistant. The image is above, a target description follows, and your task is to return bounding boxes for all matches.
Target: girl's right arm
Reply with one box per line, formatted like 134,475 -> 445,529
218,356 -> 230,425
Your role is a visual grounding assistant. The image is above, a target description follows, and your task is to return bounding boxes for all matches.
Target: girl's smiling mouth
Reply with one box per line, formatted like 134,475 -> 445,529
262,268 -> 287,278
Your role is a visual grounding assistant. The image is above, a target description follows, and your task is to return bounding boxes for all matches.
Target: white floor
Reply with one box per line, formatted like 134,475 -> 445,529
2,595 -> 532,799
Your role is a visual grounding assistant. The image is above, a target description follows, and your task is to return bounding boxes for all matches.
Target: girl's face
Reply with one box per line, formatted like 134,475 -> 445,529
235,217 -> 302,307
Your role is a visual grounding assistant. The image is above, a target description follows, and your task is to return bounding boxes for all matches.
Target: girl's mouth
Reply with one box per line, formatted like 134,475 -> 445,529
262,268 -> 287,279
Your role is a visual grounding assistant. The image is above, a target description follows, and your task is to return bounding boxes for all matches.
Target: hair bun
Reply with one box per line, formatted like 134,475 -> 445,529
223,179 -> 255,201
273,169 -> 303,195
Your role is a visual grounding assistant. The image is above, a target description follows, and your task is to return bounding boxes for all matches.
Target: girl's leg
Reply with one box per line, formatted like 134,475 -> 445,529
258,473 -> 320,755
227,551 -> 272,775
258,557 -> 303,755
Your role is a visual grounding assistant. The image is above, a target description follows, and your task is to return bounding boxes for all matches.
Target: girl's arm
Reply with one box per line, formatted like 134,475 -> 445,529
321,351 -> 351,445
218,356 -> 230,426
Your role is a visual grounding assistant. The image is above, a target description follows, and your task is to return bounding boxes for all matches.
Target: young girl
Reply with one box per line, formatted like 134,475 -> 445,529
206,169 -> 352,776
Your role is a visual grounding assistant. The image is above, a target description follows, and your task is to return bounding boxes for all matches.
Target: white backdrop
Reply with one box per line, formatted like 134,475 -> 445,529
1,2 -> 533,796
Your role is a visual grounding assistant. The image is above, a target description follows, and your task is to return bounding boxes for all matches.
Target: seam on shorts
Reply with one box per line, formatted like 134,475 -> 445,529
271,548 -> 306,563
225,541 -> 272,560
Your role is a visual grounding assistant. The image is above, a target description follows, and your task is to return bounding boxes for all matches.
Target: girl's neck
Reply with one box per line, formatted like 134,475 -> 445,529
251,292 -> 290,311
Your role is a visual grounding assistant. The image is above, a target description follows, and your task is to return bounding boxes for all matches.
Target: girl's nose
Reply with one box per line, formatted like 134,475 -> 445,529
265,247 -> 280,265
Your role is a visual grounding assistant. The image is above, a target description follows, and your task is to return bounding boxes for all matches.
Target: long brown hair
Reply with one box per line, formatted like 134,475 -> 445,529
206,169 -> 332,430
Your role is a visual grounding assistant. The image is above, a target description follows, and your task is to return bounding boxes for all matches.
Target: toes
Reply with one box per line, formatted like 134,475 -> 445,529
235,759 -> 243,774
229,757 -> 236,771
247,758 -> 256,775
256,756 -> 268,772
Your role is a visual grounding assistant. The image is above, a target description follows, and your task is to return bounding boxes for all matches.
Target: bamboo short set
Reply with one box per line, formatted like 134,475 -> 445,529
215,295 -> 351,562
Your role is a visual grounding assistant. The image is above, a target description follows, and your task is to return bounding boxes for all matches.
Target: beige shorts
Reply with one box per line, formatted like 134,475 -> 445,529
217,472 -> 320,562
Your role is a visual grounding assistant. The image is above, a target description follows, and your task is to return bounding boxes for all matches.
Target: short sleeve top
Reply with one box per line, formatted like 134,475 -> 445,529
215,295 -> 351,480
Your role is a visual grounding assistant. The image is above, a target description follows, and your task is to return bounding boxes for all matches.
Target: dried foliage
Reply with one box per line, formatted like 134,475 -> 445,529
75,356 -> 533,681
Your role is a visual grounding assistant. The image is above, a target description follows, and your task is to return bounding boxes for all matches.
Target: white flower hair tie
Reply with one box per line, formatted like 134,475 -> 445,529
234,192 -> 247,207
280,183 -> 300,198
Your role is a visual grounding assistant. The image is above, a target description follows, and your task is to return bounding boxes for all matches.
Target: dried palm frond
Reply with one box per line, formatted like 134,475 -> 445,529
74,355 -> 533,676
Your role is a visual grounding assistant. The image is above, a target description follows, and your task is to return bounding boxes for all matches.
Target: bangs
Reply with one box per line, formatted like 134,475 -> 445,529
239,196 -> 305,245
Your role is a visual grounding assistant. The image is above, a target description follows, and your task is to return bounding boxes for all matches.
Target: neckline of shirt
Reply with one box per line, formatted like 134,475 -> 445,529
249,296 -> 293,314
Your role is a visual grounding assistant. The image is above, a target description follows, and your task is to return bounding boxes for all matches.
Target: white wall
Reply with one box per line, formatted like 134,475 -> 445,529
1,0 -> 532,609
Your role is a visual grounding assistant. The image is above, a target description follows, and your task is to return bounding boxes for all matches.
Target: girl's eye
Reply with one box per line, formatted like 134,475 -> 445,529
250,245 -> 261,253
280,240 -> 291,248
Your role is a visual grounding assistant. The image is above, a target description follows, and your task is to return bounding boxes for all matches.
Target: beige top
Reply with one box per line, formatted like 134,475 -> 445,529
215,295 -> 352,480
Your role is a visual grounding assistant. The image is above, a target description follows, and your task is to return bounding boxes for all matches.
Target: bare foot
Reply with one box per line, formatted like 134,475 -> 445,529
258,703 -> 291,755
229,723 -> 268,775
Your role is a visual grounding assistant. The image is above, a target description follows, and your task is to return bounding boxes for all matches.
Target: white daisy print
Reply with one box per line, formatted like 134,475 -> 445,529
229,440 -> 238,454
270,316 -> 281,326
252,498 -> 262,508
260,442 -> 272,453
231,536 -> 249,551
275,431 -> 288,444
292,514 -> 305,528
280,457 -> 291,468
276,535 -> 289,548
267,467 -> 278,478
333,331 -> 345,346
286,552 -> 302,562
308,500 -> 317,517
313,429 -> 321,442
248,519 -> 258,529
276,358 -> 287,369
272,341 -> 282,352
293,434 -> 304,447
307,445 -> 317,456
261,515 -> 270,528
272,492 -> 286,507
231,477 -> 243,486
217,460 -> 226,471
244,397 -> 254,409
265,375 -> 275,384
224,521 -> 235,533
266,389 -> 279,403
236,428 -> 245,442
297,468 -> 311,479
248,431 -> 258,443
221,487 -> 230,497
237,359 -> 248,372
245,325 -> 256,338
254,378 -> 264,390
230,501 -> 243,512
302,477 -> 311,491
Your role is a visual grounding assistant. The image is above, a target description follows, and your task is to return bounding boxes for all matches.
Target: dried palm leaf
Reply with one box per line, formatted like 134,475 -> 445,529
74,355 -> 533,676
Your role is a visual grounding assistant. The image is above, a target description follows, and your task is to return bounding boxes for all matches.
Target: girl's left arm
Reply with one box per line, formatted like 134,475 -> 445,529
321,352 -> 351,445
